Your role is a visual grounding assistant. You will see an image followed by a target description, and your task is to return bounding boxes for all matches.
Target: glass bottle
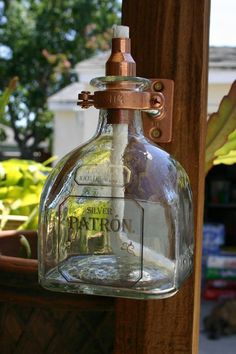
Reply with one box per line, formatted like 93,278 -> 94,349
38,75 -> 194,299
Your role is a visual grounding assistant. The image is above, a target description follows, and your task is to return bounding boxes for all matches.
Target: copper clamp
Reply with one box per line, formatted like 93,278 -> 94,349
77,78 -> 174,143
78,90 -> 164,112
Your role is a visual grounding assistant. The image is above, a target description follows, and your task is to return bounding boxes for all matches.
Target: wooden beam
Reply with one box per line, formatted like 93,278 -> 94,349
115,1 -> 210,353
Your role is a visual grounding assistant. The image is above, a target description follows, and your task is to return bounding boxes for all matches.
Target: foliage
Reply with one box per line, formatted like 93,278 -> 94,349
0,158 -> 51,230
0,0 -> 120,159
19,235 -> 32,259
0,76 -> 18,141
0,77 -> 18,121
214,129 -> 236,166
205,80 -> 236,174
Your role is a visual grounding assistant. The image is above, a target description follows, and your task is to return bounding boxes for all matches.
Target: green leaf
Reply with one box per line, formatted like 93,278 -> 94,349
19,235 -> 32,259
5,186 -> 23,199
0,77 -> 18,123
0,187 -> 8,199
0,204 -> 10,230
3,166 -> 23,186
206,81 -> 236,174
215,129 -> 236,157
42,155 -> 58,166
18,206 -> 39,231
214,150 -> 236,166
19,193 -> 39,207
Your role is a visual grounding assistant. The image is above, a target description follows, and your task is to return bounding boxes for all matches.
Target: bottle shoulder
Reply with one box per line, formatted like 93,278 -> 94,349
40,133 -> 191,210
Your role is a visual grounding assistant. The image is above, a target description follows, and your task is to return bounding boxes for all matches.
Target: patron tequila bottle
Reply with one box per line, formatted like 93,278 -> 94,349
38,26 -> 194,299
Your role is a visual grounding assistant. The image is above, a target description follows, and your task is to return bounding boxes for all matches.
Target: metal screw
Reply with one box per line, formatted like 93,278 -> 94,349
153,81 -> 163,92
150,127 -> 162,139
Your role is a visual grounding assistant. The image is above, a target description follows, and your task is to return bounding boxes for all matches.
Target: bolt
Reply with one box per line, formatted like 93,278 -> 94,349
150,127 -> 162,139
153,81 -> 163,92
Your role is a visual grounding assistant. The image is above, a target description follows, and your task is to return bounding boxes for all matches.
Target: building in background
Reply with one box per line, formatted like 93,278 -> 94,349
48,52 -> 109,161
208,47 -> 236,113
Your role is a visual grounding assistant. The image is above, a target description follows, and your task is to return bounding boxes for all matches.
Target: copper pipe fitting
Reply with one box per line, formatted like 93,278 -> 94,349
106,38 -> 136,77
105,38 -> 136,123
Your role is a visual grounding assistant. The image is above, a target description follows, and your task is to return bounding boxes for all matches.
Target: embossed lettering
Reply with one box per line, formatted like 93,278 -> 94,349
66,215 -> 134,236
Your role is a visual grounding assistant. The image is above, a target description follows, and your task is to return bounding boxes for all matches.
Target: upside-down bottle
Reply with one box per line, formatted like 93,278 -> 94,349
38,26 -> 194,299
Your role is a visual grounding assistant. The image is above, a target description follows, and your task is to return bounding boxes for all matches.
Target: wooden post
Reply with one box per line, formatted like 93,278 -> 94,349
114,1 -> 210,353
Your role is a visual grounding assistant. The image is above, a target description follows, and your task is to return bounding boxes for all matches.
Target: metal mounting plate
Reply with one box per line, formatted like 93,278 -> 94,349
142,79 -> 174,143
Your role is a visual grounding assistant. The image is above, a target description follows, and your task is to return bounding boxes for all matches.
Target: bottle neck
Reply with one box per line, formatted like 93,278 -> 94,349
97,109 -> 144,137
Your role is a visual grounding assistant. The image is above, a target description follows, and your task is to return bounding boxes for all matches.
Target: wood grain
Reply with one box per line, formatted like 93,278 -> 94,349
115,1 -> 210,353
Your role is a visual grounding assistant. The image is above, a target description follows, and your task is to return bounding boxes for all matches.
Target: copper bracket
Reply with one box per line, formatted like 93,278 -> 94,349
142,79 -> 174,143
78,78 -> 174,144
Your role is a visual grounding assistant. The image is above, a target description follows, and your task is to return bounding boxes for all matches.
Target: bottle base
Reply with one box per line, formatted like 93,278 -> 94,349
58,254 -> 174,288
40,278 -> 178,299
39,262 -> 179,300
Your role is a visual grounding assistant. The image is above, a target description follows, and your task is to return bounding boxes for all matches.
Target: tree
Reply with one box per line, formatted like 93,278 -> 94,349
0,0 -> 120,159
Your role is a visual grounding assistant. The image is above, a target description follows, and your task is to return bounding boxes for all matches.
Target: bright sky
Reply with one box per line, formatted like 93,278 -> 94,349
210,0 -> 236,46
